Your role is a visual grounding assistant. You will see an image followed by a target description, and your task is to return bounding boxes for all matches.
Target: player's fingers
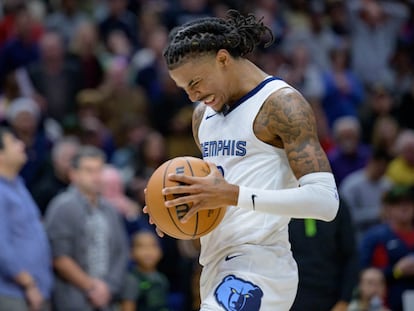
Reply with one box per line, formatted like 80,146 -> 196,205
143,206 -> 149,214
167,173 -> 197,184
181,206 -> 198,223
205,161 -> 219,173
164,194 -> 197,208
162,184 -> 197,196
155,226 -> 165,238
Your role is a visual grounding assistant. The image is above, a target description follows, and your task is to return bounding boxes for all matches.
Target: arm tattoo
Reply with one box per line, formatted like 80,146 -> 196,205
192,103 -> 206,150
258,88 -> 332,178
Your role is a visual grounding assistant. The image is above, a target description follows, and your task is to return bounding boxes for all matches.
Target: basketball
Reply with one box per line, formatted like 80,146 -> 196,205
145,156 -> 226,240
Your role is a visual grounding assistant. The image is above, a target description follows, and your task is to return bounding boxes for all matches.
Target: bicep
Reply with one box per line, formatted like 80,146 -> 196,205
265,89 -> 332,179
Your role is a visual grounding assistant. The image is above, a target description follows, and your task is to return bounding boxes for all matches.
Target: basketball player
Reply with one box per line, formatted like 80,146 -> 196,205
145,10 -> 339,311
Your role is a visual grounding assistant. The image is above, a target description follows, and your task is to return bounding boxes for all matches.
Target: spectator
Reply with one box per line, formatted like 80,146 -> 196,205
388,42 -> 414,100
89,56 -> 149,147
348,267 -> 390,311
131,24 -> 169,105
163,0 -> 213,30
386,129 -> 414,186
99,0 -> 138,48
328,116 -> 371,186
0,126 -> 52,311
396,78 -> 414,131
120,230 -> 170,311
101,164 -> 150,238
6,96 -> 53,191
44,145 -> 129,311
128,130 -> 168,207
0,71 -> 21,123
370,116 -> 400,156
284,2 -> 337,72
110,116 -> 151,186
321,44 -> 365,129
289,200 -> 359,311
28,31 -> 83,125
0,4 -> 41,90
326,0 -> 351,43
340,148 -> 393,244
68,21 -> 104,89
359,84 -> 396,146
360,184 -> 414,311
31,135 -> 80,215
45,0 -> 89,46
348,0 -> 409,88
278,41 -> 330,148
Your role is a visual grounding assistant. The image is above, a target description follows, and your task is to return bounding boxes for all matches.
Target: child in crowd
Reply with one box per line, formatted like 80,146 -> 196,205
121,230 -> 170,311
348,267 -> 390,311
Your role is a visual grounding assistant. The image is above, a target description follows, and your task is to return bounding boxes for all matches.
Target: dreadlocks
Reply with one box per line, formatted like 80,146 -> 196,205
163,9 -> 274,69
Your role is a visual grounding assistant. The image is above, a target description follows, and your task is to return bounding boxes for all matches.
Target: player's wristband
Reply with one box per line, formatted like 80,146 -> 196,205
237,172 -> 339,221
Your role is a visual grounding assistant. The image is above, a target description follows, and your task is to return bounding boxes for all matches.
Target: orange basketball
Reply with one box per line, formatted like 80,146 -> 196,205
145,156 -> 226,240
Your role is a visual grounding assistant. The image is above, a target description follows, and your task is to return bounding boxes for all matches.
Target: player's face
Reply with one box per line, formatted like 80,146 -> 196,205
169,52 -> 230,112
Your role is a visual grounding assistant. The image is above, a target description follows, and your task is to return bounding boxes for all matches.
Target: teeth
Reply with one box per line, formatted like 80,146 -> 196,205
204,95 -> 215,103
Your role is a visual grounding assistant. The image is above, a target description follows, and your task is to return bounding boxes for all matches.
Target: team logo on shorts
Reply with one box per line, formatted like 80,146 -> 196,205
214,274 -> 263,311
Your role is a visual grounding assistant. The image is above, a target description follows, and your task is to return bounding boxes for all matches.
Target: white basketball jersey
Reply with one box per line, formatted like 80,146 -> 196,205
198,77 -> 299,266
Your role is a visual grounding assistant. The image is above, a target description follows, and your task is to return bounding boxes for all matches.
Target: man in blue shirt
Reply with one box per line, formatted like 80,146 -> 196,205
0,126 -> 52,311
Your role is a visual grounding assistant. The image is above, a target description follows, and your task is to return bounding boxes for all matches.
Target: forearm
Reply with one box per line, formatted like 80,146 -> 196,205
237,172 -> 339,221
53,256 -> 93,291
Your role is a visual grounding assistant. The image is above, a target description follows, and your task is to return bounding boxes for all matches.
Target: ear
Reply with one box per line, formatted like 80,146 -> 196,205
216,49 -> 230,67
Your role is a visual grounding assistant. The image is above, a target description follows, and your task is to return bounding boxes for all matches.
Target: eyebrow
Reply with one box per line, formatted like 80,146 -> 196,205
188,78 -> 200,88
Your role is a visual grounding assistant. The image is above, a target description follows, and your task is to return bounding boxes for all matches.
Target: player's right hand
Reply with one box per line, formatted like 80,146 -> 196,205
143,188 -> 165,237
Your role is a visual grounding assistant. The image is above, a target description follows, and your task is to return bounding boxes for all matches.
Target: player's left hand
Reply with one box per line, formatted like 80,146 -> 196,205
162,161 -> 237,223
143,188 -> 165,237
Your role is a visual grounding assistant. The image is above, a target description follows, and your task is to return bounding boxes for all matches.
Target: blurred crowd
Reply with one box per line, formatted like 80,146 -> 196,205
1,0 -> 414,310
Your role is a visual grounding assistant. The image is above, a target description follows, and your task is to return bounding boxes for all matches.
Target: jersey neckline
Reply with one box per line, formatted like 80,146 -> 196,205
222,76 -> 281,116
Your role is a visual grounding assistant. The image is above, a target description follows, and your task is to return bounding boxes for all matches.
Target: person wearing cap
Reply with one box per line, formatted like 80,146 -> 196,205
360,184 -> 414,311
6,96 -> 53,191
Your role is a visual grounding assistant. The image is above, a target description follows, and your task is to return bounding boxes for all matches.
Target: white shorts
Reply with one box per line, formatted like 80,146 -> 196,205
199,244 -> 298,311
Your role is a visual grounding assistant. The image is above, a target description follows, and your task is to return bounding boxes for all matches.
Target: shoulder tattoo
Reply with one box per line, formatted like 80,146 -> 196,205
259,88 -> 332,176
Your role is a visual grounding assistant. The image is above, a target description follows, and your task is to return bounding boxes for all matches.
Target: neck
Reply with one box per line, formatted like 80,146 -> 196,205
364,164 -> 379,181
227,59 -> 269,104
78,187 -> 99,206
0,166 -> 18,180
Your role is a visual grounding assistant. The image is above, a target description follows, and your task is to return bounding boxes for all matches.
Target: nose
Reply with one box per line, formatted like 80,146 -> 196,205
187,89 -> 201,103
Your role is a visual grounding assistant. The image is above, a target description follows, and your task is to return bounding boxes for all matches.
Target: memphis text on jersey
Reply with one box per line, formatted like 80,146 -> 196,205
201,140 -> 247,158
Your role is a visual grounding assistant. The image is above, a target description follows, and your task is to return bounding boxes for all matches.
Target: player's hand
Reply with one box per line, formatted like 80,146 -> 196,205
143,188 -> 164,237
162,162 -> 237,223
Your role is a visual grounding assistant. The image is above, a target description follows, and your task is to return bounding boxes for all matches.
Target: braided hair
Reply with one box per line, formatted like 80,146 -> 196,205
163,9 -> 274,69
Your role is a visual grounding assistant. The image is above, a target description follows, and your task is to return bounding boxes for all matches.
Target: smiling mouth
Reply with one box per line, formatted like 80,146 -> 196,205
202,95 -> 215,105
